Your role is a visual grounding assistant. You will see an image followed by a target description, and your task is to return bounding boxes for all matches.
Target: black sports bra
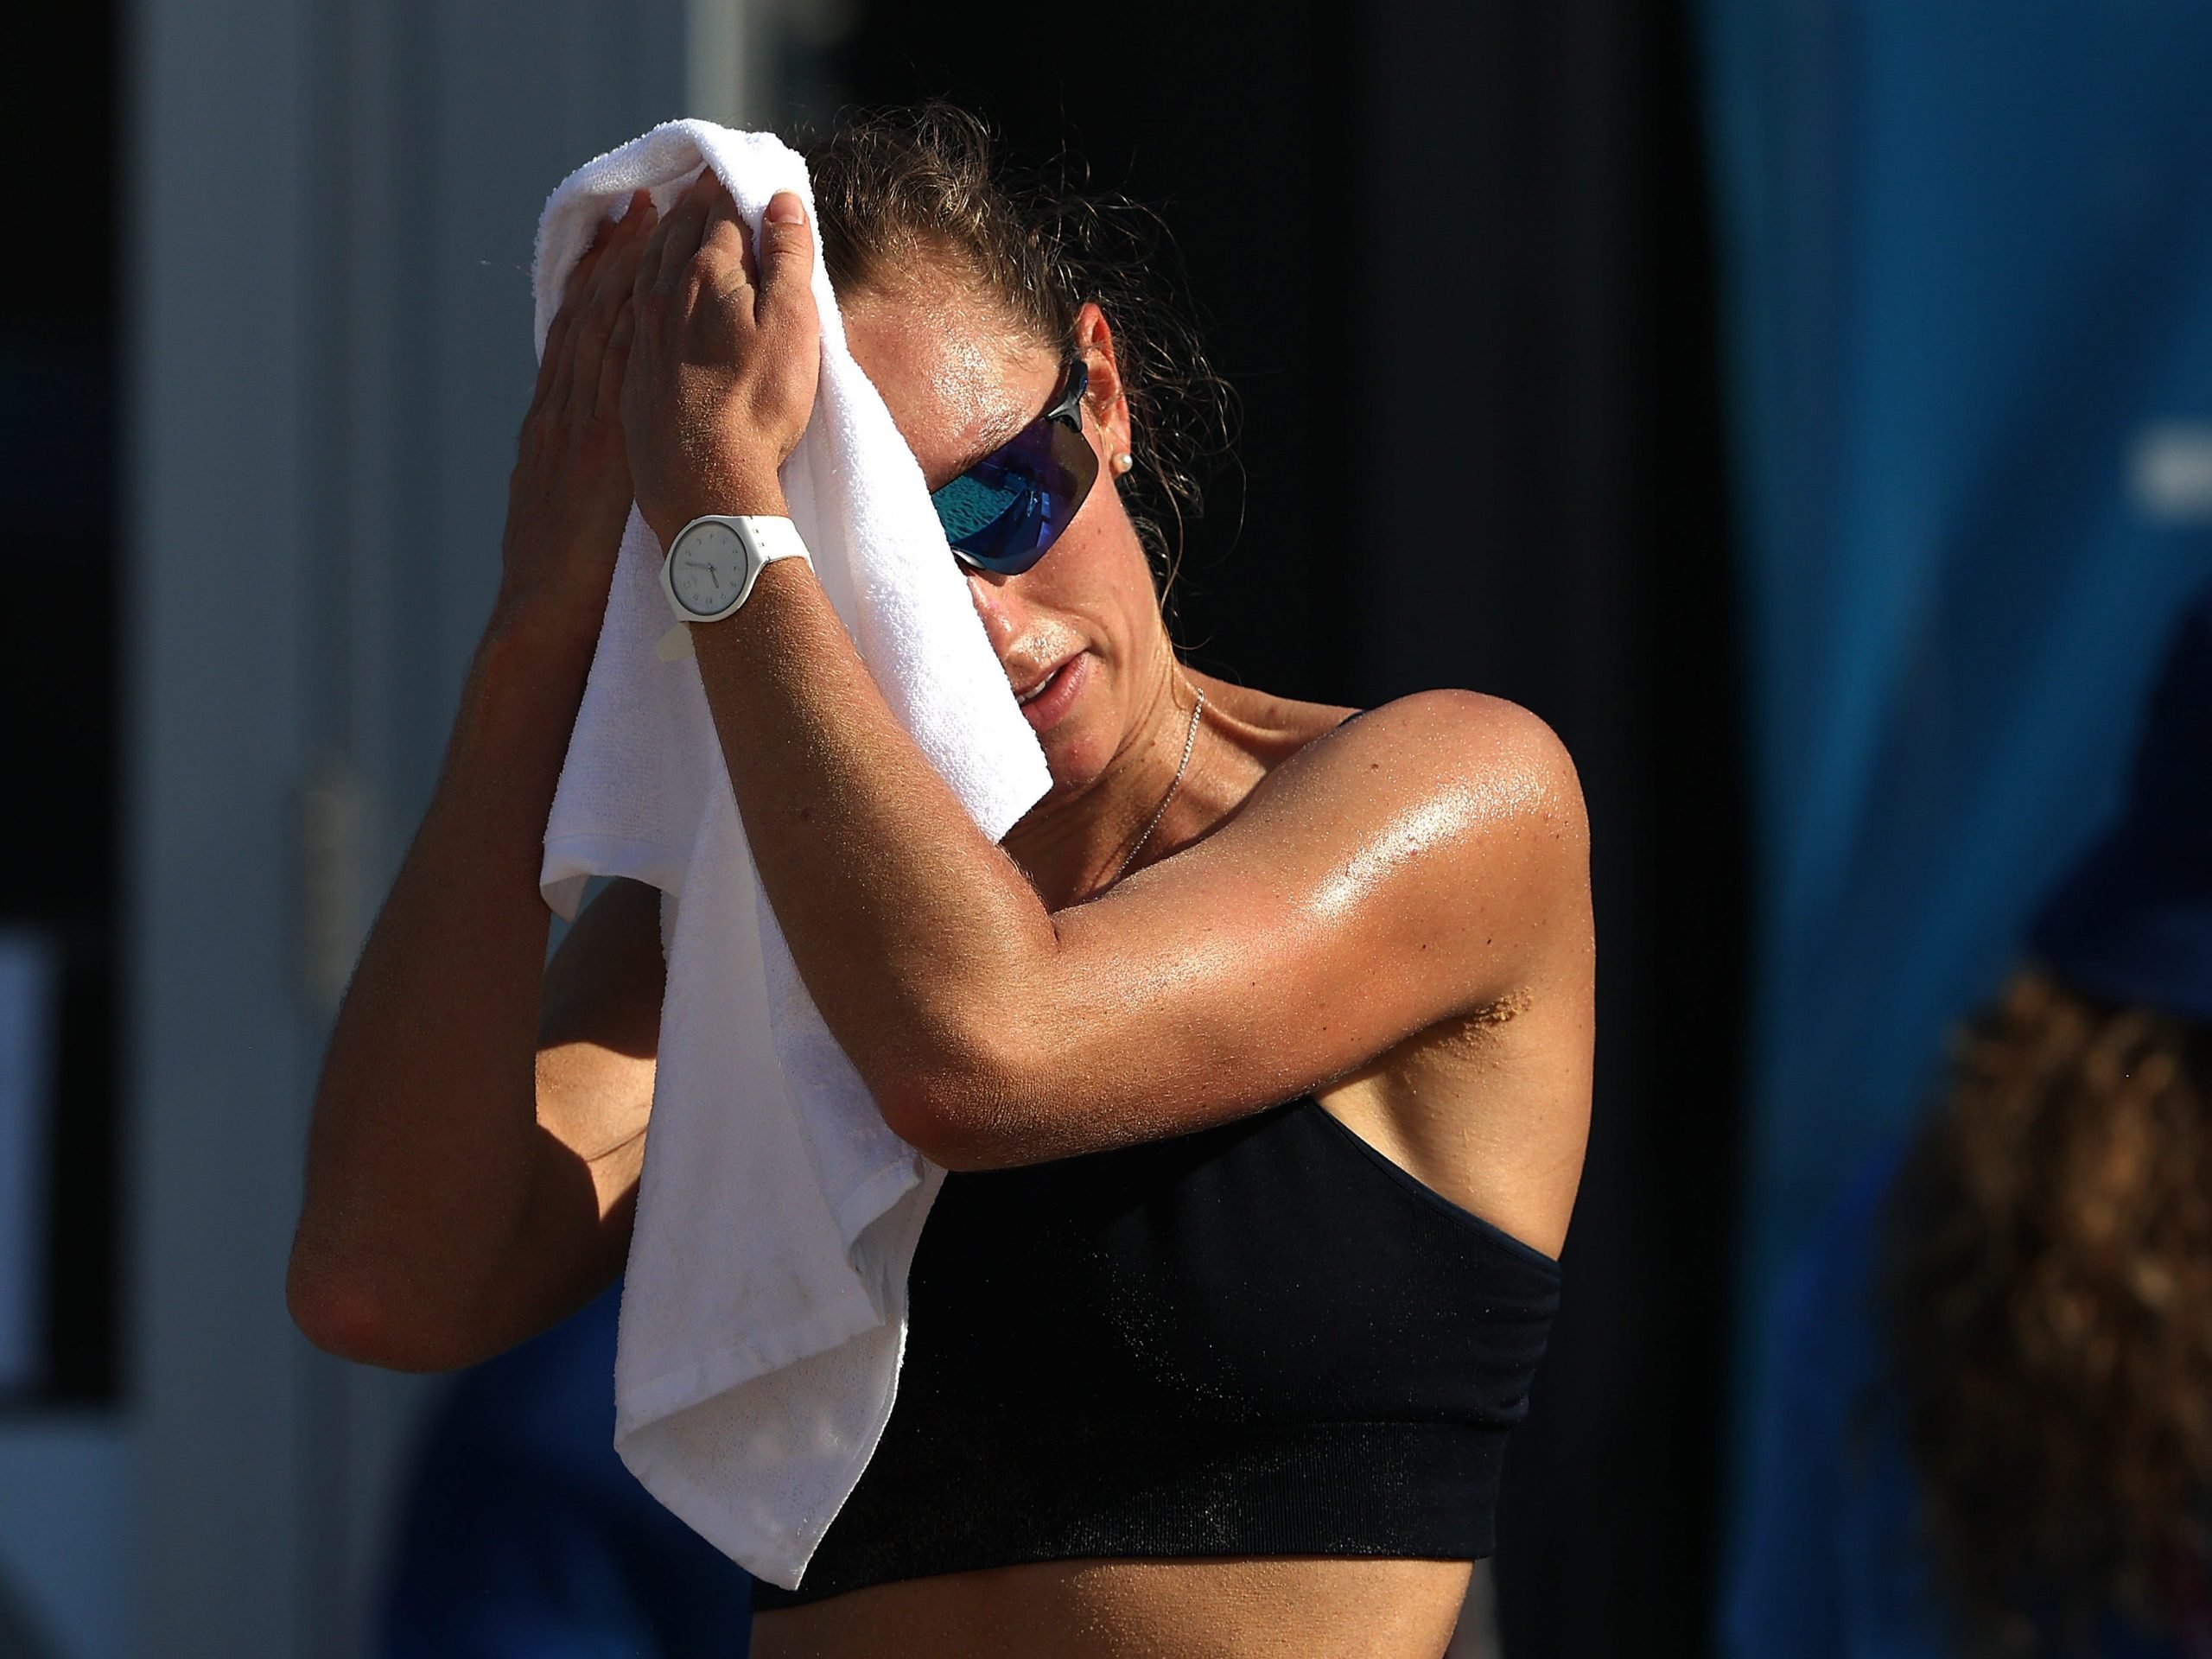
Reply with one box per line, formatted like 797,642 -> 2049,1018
752,1094 -> 1561,1607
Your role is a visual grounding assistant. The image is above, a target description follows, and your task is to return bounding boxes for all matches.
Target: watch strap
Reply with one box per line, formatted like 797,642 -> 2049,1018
728,514 -> 810,572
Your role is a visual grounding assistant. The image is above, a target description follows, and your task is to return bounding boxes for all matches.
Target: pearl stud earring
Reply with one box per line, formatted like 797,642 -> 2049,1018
1112,451 -> 1135,474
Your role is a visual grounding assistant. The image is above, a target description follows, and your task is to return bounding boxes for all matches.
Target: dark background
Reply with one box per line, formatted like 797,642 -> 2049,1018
0,0 -> 121,1404
840,3 -> 1748,1653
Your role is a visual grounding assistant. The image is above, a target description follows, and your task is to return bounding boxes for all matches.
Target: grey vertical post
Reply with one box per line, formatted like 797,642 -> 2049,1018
127,0 -> 315,1649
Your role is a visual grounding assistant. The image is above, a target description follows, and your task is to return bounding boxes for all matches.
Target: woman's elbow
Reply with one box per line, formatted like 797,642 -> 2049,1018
284,1243 -> 480,1373
870,1043 -> 1039,1172
284,1261 -> 392,1364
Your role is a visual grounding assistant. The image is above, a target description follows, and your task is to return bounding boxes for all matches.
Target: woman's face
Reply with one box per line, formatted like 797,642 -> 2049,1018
842,281 -> 1174,795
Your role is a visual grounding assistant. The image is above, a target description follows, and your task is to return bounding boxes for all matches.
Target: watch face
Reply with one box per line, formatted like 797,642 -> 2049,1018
671,522 -> 748,615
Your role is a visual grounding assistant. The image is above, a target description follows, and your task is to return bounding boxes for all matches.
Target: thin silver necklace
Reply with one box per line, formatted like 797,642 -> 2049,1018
1104,685 -> 1206,890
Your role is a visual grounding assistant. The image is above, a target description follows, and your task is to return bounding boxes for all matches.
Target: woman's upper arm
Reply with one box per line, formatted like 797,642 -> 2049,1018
540,874 -> 666,1067
486,878 -> 667,1343
920,691 -> 1592,1166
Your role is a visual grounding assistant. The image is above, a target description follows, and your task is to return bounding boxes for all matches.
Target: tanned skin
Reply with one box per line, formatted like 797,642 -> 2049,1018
290,174 -> 1594,1659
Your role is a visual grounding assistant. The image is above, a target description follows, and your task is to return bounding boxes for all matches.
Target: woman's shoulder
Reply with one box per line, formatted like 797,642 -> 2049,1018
1208,680 -> 1586,846
1328,688 -> 1581,782
1181,680 -> 1591,981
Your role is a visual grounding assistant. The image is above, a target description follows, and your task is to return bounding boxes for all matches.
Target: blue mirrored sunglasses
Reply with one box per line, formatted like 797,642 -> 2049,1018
930,359 -> 1100,576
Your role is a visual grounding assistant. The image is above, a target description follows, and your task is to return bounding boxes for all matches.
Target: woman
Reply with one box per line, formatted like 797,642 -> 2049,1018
290,108 -> 1593,1658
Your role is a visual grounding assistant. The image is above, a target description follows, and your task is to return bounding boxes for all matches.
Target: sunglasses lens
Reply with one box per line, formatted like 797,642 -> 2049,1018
933,412 -> 1100,575
933,467 -> 1036,548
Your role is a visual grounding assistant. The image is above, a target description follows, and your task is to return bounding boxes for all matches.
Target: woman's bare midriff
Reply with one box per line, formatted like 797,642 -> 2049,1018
749,1555 -> 1474,1658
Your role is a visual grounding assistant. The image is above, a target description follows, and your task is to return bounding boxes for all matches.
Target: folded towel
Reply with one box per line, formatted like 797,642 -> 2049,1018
531,121 -> 1053,1589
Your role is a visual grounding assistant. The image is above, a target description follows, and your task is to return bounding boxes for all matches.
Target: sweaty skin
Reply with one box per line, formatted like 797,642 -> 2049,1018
289,172 -> 1593,1659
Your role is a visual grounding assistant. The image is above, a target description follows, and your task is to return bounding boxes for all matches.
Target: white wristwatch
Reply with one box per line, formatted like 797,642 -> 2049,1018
659,514 -> 813,624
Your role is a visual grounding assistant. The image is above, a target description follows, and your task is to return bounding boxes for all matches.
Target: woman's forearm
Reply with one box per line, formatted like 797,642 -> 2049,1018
291,188 -> 658,1367
287,617 -> 593,1365
612,176 -> 1069,1154
688,562 -> 1061,1147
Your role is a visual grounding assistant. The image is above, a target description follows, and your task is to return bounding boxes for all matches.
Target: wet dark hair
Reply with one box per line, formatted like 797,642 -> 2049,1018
798,103 -> 1234,591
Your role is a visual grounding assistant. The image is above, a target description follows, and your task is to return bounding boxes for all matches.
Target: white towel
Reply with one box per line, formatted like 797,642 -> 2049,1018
531,121 -> 1053,1589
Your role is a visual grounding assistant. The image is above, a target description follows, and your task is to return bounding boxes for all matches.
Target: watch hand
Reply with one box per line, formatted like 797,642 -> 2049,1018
678,556 -> 724,599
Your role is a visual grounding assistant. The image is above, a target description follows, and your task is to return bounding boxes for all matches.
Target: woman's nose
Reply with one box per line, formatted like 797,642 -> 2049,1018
963,566 -> 1027,654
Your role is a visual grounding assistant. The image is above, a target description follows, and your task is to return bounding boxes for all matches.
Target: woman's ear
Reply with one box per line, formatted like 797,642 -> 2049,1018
1072,301 -> 1130,458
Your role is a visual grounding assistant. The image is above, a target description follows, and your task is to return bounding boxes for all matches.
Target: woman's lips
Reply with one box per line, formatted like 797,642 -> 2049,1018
1016,652 -> 1089,733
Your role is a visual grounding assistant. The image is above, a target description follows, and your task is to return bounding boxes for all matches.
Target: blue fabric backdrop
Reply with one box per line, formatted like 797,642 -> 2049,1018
1694,0 -> 2212,1577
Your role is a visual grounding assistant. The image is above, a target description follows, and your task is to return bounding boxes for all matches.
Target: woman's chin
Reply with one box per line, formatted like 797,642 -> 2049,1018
1039,732 -> 1107,793
1034,711 -> 1118,795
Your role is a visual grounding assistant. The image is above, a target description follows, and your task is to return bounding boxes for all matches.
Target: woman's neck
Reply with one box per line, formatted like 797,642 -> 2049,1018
1005,658 -> 1224,910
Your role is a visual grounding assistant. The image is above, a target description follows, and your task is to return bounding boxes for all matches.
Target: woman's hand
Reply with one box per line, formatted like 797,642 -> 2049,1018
621,171 -> 823,543
493,191 -> 657,658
